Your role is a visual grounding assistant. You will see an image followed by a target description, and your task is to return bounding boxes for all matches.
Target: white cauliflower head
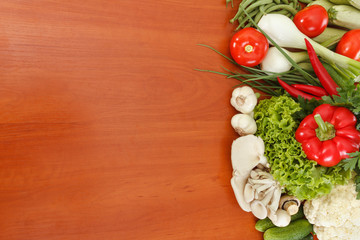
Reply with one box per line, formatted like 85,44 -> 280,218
304,181 -> 360,240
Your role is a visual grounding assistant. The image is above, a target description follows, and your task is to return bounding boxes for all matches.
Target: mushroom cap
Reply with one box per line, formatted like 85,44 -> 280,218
231,173 -> 251,212
270,209 -> 291,227
251,200 -> 268,219
231,135 -> 266,212
231,135 -> 265,172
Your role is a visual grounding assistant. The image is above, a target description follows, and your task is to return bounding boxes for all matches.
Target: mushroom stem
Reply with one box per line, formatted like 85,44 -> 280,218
279,195 -> 301,215
283,201 -> 300,215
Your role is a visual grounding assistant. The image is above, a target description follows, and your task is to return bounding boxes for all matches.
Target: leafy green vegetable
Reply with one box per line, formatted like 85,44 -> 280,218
341,152 -> 360,171
322,79 -> 360,116
292,96 -> 322,122
339,152 -> 360,199
254,95 -> 351,200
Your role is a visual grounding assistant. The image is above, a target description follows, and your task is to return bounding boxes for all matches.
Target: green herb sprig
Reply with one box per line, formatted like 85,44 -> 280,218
322,81 -> 360,117
339,152 -> 360,199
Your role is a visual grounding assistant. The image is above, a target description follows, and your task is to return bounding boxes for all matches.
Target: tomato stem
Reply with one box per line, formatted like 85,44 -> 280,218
244,44 -> 253,53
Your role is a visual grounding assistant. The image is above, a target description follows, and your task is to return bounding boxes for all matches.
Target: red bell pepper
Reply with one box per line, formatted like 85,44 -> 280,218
295,104 -> 360,167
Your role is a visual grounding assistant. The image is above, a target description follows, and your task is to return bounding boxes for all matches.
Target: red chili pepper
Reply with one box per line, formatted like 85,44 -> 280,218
305,39 -> 339,96
292,84 -> 328,97
278,77 -> 321,100
295,104 -> 360,167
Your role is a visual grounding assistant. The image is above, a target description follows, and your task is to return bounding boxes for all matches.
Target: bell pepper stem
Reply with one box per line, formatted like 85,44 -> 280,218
314,114 -> 336,141
314,114 -> 328,133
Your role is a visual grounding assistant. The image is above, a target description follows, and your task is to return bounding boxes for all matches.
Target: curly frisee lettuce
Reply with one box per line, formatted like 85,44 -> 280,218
254,95 -> 351,200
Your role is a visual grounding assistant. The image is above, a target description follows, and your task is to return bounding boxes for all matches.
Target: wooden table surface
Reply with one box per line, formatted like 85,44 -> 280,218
0,1 -> 262,239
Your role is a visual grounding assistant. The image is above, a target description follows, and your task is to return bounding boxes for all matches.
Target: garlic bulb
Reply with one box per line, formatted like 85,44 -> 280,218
230,86 -> 257,114
231,114 -> 257,136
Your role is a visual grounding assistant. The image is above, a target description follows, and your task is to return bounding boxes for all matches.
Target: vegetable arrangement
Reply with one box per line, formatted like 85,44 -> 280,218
198,0 -> 360,239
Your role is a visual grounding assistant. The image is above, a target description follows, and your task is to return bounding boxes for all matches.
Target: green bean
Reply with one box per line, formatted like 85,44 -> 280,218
262,3 -> 278,13
258,5 -> 267,14
237,10 -> 258,30
265,4 -> 298,15
299,0 -> 314,3
230,0 -> 255,23
243,0 -> 273,14
242,22 -> 252,28
235,0 -> 272,23
291,0 -> 300,10
235,0 -> 273,28
229,0 -> 303,29
286,12 -> 293,18
226,0 -> 234,7
288,0 -> 297,8
290,0 -> 302,11
258,5 -> 266,14
254,11 -> 265,24
269,9 -> 292,15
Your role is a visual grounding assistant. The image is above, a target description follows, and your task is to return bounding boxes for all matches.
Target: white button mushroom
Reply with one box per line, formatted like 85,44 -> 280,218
269,209 -> 291,227
279,195 -> 301,215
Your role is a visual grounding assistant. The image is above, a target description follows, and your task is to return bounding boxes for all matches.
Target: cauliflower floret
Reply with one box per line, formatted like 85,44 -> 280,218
314,223 -> 360,240
304,181 -> 360,240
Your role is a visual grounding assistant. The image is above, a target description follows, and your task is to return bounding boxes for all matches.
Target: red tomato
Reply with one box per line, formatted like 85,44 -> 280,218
229,28 -> 269,67
293,5 -> 328,38
336,29 -> 360,62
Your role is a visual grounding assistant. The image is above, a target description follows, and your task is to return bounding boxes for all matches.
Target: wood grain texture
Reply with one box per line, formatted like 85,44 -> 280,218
0,1 -> 263,239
